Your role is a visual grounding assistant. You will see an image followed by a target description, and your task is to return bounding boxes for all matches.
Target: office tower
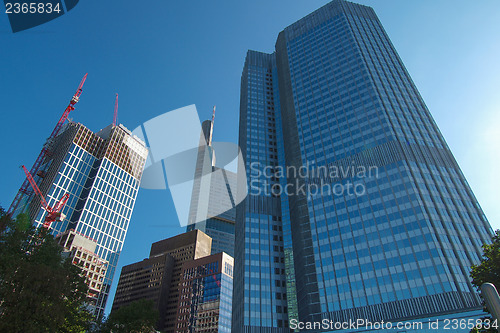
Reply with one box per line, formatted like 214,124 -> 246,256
12,121 -> 148,317
187,118 -> 237,256
112,230 -> 212,332
175,252 -> 234,333
234,51 -> 292,332
234,1 -> 493,332
112,251 -> 175,327
55,229 -> 109,311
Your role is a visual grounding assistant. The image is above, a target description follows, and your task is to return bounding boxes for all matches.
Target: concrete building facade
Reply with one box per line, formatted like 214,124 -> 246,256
112,230 -> 212,332
56,229 -> 108,311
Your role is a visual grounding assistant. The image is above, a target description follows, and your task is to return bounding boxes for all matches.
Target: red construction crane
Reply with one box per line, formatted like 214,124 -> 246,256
21,165 -> 69,229
7,74 -> 87,216
112,93 -> 118,126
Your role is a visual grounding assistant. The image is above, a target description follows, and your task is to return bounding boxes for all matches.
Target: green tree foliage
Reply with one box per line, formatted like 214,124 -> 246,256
469,230 -> 500,333
0,210 -> 93,332
472,230 -> 500,291
0,205 -> 10,232
101,299 -> 159,333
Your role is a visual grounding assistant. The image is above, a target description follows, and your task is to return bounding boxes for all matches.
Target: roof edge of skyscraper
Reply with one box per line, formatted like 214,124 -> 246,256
149,229 -> 211,256
281,0 -> 376,41
245,50 -> 276,67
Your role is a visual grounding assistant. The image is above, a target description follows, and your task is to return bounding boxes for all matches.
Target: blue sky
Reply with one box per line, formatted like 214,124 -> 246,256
1,0 -> 499,315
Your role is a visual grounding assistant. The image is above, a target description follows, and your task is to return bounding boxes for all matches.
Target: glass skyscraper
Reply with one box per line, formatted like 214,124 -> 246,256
234,1 -> 493,332
13,121 -> 148,317
187,119 -> 237,256
234,51 -> 293,332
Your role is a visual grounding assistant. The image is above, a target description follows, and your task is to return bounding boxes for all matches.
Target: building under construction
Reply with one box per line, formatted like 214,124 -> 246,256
8,75 -> 148,317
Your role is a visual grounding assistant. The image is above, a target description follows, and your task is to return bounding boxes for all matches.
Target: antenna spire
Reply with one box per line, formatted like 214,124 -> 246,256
113,93 -> 118,126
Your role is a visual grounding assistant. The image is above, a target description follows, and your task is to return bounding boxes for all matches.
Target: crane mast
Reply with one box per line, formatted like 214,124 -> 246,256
7,74 -> 87,216
21,165 -> 69,229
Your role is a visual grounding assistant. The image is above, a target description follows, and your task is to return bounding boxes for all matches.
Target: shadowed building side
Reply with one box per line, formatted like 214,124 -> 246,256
112,229 -> 212,332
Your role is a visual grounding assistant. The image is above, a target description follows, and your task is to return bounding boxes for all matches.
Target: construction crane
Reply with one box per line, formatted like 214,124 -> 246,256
112,93 -> 118,126
21,165 -> 69,229
7,74 -> 87,216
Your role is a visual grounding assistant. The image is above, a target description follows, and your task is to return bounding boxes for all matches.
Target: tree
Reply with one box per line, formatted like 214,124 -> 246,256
101,299 -> 159,333
470,230 -> 500,333
472,230 -> 500,291
0,210 -> 93,332
0,205 -> 10,232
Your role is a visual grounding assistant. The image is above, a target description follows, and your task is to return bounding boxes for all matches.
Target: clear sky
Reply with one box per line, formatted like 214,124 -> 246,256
1,0 -> 499,315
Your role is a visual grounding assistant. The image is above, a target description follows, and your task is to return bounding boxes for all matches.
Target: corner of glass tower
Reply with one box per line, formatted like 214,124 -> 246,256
234,0 -> 494,331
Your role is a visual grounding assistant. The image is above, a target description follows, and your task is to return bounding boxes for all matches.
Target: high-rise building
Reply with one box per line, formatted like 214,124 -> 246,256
175,252 -> 234,333
234,51 -> 292,332
112,250 -> 175,328
112,230 -> 212,332
187,119 -> 237,256
12,121 -> 148,316
234,1 -> 493,332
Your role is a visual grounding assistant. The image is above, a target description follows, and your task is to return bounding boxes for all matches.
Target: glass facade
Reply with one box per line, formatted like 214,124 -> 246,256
234,0 -> 493,332
176,252 -> 234,333
189,216 -> 236,256
187,119 -> 237,256
16,122 -> 147,317
234,51 -> 292,333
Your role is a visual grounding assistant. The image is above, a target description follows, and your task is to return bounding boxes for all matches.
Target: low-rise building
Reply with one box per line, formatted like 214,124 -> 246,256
55,229 -> 108,309
112,230 -> 213,332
